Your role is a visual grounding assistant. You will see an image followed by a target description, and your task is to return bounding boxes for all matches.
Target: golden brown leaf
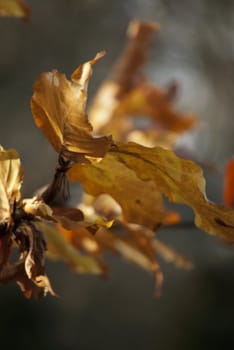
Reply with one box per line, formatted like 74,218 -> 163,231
36,205 -> 189,294
68,142 -> 234,242
89,21 -> 197,147
69,149 -> 178,229
0,146 -> 23,225
53,219 -> 191,295
114,82 -> 197,134
47,218 -> 161,283
0,0 -> 30,19
37,222 -> 103,275
30,52 -> 112,163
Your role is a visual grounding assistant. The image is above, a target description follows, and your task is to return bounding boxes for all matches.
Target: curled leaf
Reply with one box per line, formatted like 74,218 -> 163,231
15,223 -> 55,298
30,52 -> 112,163
0,146 -> 23,226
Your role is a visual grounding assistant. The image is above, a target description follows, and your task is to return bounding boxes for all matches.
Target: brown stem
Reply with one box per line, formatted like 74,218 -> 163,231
40,155 -> 72,205
0,260 -> 25,284
158,220 -> 196,230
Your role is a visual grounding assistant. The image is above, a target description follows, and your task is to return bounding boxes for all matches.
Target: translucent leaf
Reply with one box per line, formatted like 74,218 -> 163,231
68,142 -> 234,242
30,52 -> 112,163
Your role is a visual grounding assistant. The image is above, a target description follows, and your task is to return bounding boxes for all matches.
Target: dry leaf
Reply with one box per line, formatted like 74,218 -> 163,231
113,82 -> 197,134
89,21 -> 197,147
0,0 -> 30,19
37,222 -> 103,275
0,146 -> 23,227
15,222 -> 55,298
0,147 -> 55,298
68,142 -> 234,242
30,52 -> 112,163
51,218 -> 191,295
69,150 -> 179,228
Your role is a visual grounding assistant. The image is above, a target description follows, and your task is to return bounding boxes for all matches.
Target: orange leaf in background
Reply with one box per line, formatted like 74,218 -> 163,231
223,158 -> 234,208
30,52 -> 112,163
68,142 -> 234,242
0,0 -> 30,19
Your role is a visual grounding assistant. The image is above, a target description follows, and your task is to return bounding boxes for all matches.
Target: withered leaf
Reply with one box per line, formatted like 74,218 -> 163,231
69,150 -> 179,229
113,82 -> 197,134
0,146 -> 23,225
15,222 -> 55,298
45,217 -> 161,282
0,0 -> 30,19
37,222 -> 103,275
89,21 -> 197,147
52,218 -> 191,295
30,52 -> 112,163
68,142 -> 234,242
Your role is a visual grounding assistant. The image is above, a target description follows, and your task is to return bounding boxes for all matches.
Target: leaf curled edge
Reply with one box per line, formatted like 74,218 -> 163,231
30,52 -> 112,163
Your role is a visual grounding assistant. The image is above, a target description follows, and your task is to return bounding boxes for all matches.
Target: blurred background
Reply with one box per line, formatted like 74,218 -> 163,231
0,0 -> 234,349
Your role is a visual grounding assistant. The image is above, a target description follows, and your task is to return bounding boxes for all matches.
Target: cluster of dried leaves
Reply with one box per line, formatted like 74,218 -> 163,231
1,7 -> 234,298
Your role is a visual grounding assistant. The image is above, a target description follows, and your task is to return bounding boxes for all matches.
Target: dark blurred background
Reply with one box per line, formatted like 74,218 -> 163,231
0,0 -> 234,349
